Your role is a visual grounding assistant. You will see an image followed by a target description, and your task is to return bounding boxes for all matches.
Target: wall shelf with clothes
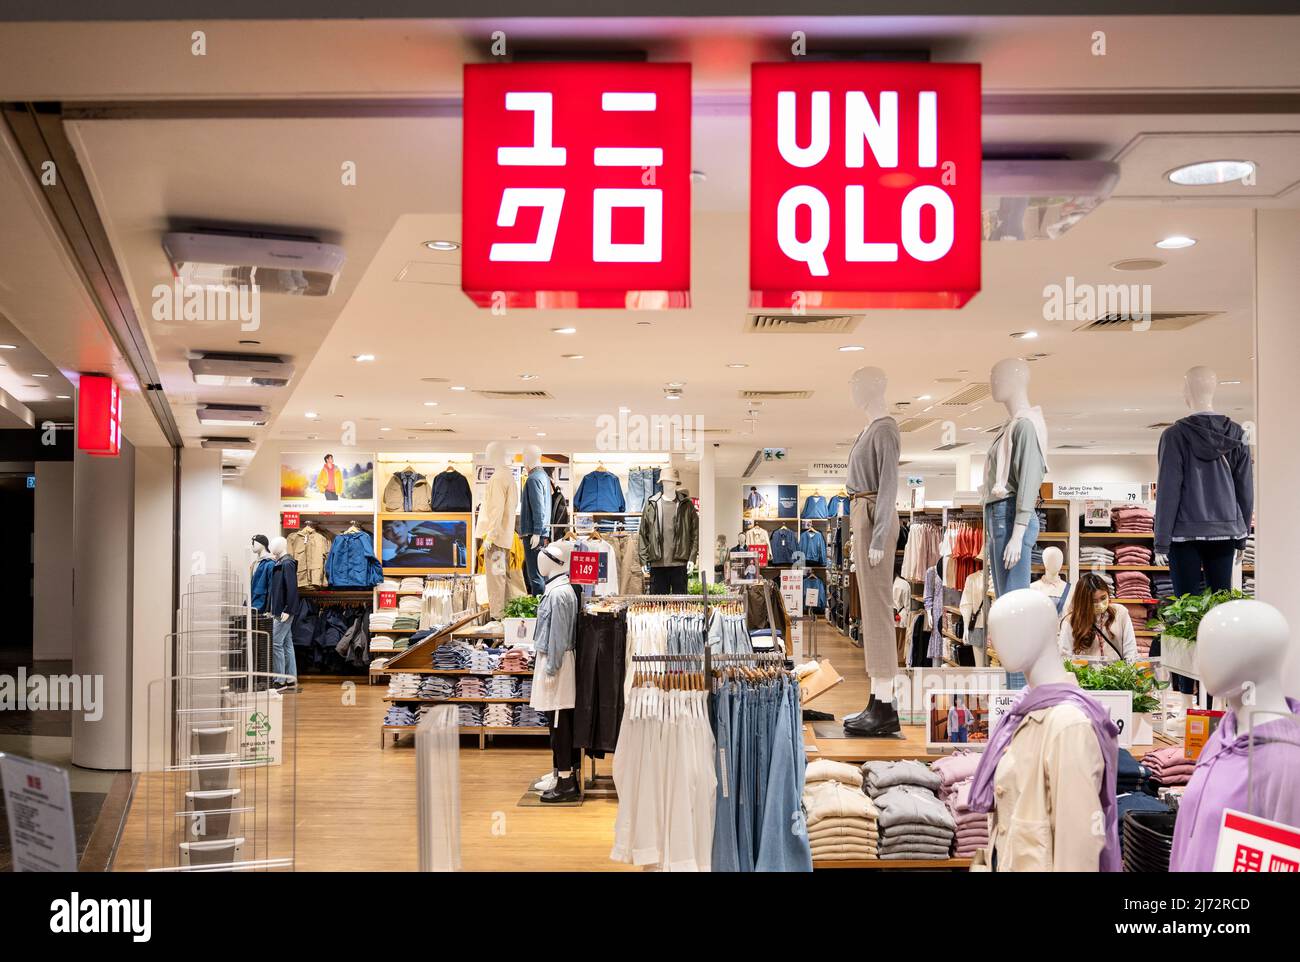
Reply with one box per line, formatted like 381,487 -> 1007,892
570,453 -> 672,518
369,573 -> 479,682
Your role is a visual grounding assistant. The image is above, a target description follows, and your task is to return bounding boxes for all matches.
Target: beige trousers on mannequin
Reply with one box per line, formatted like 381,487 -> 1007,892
851,494 -> 900,681
485,544 -> 523,618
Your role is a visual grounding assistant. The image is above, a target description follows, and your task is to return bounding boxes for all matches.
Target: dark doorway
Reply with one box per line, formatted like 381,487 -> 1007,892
0,471 -> 36,654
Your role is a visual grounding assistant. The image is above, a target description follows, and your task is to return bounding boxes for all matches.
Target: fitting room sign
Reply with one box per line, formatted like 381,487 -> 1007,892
462,63 -> 692,309
749,62 -> 981,309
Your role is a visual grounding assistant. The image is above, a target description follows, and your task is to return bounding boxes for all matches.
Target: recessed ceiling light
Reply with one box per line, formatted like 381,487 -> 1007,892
551,327 -> 577,335
666,393 -> 682,401
423,400 -> 439,406
536,432 -> 547,437
562,354 -> 584,360
1221,379 -> 1242,385
727,363 -> 748,369
380,427 -> 392,432
1010,330 -> 1038,340
56,394 -> 70,399
450,385 -> 467,391
423,239 -> 460,251
1122,408 -> 1142,413
305,411 -> 319,419
519,373 -> 539,380
917,395 -> 932,401
1156,235 -> 1197,250
839,345 -> 865,352
0,344 -> 16,350
353,353 -> 376,362
618,405 -> 631,414
1167,160 -> 1255,186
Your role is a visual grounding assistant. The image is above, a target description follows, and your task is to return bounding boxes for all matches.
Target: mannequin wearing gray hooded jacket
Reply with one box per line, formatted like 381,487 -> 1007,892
1154,413 -> 1253,553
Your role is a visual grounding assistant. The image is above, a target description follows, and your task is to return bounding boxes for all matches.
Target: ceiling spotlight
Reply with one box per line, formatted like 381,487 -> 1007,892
424,401 -> 439,406
1222,379 -> 1242,385
31,373 -> 49,378
1166,160 -> 1255,186
917,395 -> 932,401
305,411 -> 319,419
519,374 -> 539,380
56,394 -> 71,399
551,327 -> 577,335
838,345 -> 865,352
353,353 -> 376,362
727,363 -> 748,369
380,427 -> 392,432
562,354 -> 584,360
536,432 -> 547,437
0,344 -> 17,350
1010,330 -> 1039,340
618,405 -> 631,414
450,385 -> 467,391
1156,235 -> 1197,250
666,392 -> 682,401
423,239 -> 460,251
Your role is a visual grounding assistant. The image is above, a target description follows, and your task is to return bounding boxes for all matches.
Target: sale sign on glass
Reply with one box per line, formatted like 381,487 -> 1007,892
749,62 -> 981,309
569,550 -> 601,586
462,63 -> 692,309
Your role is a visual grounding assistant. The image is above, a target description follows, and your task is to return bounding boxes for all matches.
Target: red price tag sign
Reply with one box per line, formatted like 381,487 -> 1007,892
756,544 -> 770,567
282,512 -> 300,529
570,550 -> 601,585
378,591 -> 397,609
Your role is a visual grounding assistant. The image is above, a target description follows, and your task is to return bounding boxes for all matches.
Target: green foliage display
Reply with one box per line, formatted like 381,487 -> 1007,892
1064,659 -> 1168,714
686,576 -> 730,597
503,595 -> 539,619
1149,589 -> 1247,640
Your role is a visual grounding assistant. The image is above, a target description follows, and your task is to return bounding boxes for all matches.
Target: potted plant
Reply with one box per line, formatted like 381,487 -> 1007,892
1149,589 -> 1246,678
1064,659 -> 1168,744
503,594 -> 540,646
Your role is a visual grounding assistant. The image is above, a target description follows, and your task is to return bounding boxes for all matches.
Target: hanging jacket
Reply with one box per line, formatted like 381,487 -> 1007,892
550,480 -> 570,531
1154,413 -> 1253,552
520,466 -> 552,537
769,526 -> 797,565
382,469 -> 432,512
250,556 -> 275,612
429,468 -> 472,512
335,612 -> 371,667
801,494 -> 828,519
573,470 -> 626,513
802,572 -> 826,611
826,494 -> 850,517
286,526 -> 330,589
325,530 -> 384,587
476,530 -> 526,572
267,555 -> 300,619
637,490 -> 698,567
798,527 -> 827,566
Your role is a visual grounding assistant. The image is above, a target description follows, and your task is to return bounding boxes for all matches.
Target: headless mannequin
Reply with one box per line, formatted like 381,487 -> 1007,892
986,359 -> 1047,572
481,441 -> 522,617
1030,546 -> 1069,618
269,537 -> 291,624
1197,600 -> 1293,735
524,444 -> 544,551
843,366 -> 903,736
534,542 -> 582,804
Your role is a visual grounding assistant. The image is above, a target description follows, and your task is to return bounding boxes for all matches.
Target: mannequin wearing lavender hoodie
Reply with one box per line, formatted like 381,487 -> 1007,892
1170,600 -> 1300,871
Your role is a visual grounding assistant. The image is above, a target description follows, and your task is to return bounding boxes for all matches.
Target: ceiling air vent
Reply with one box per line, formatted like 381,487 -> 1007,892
473,390 -> 554,400
940,383 -> 991,406
1074,311 -> 1222,333
1147,422 -> 1174,430
196,403 -> 268,426
200,436 -> 255,449
1055,443 -> 1095,449
933,442 -> 969,451
745,314 -> 863,334
742,449 -> 764,478
739,390 -> 813,401
701,428 -> 732,436
402,427 -> 458,434
898,417 -> 940,432
189,352 -> 294,388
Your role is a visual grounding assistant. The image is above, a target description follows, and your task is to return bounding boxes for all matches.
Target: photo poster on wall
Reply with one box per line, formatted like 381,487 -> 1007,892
742,483 -> 798,520
280,451 -> 375,513
379,516 -> 471,572
925,689 -> 995,750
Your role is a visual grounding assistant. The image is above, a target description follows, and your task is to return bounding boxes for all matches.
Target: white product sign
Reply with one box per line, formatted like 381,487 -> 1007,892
0,753 -> 77,872
1053,481 -> 1146,502
1083,499 -> 1112,528
807,461 -> 848,478
805,587 -> 820,607
789,620 -> 804,661
989,691 -> 1019,732
780,569 -> 804,617
229,690 -> 284,765
1090,690 -> 1134,749
1212,808 -> 1300,873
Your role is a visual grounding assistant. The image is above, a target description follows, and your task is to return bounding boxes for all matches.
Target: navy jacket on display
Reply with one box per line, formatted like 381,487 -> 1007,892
799,527 -> 828,566
573,470 -> 626,513
769,526 -> 797,565
325,530 -> 384,587
250,556 -> 274,612
1154,414 -> 1254,552
520,466 -> 552,537
268,555 -> 300,618
430,468 -> 473,512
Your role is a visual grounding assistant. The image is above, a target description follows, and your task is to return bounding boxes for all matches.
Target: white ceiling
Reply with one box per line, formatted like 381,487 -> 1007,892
1,15 -> 1296,472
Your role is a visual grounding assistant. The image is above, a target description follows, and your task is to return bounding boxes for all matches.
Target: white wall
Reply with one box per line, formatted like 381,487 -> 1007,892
131,445 -> 174,772
179,447 -> 223,582
33,460 -> 73,661
1045,454 -> 1158,485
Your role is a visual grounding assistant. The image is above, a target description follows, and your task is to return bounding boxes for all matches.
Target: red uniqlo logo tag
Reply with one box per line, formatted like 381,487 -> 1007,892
462,62 -> 692,309
570,551 -> 601,585
26,775 -> 41,790
282,512 -> 300,530
413,536 -> 435,548
749,62 -> 981,310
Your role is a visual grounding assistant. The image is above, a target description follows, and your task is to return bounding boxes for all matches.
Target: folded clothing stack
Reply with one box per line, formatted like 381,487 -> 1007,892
803,762 -> 879,861
1243,576 -> 1255,598
1117,748 -> 1155,796
514,704 -> 548,727
873,785 -> 956,860
1030,546 -> 1044,567
1079,545 -> 1116,567
418,676 -> 456,699
398,595 -> 422,613
929,750 -> 982,802
1111,505 -> 1154,533
386,673 -> 422,698
1115,571 -> 1152,600
399,576 -> 424,592
1243,533 -> 1255,566
383,705 -> 417,727
946,777 -> 989,858
1144,744 -> 1197,786
433,643 -> 472,670
393,614 -> 420,631
370,635 -> 396,652
369,610 -> 397,631
377,578 -> 400,596
458,704 -> 484,727
1151,575 -> 1174,600
456,676 -> 487,698
468,647 -> 500,673
860,760 -> 943,800
370,657 -> 389,672
483,703 -> 513,727
518,677 -> 533,700
1114,543 -> 1153,566
499,647 -> 534,672
484,675 -> 518,698
1136,633 -> 1153,659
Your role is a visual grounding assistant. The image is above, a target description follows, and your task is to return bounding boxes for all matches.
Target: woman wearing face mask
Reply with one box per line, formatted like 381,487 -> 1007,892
1058,572 -> 1138,662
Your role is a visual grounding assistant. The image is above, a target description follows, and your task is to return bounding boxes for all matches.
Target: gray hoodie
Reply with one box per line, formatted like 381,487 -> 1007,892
1154,414 -> 1252,552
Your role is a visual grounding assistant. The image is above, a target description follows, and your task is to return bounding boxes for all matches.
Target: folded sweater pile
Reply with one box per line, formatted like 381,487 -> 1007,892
803,764 -> 879,861
929,750 -> 982,802
1114,543 -> 1153,566
1144,744 -> 1196,786
1111,505 -> 1154,533
946,777 -> 990,858
1115,570 -> 1152,600
873,785 -> 956,860
1079,545 -> 1115,566
860,759 -> 943,799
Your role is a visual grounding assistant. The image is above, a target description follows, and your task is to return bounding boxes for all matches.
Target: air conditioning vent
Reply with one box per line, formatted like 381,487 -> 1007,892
474,390 -> 554,400
196,404 -> 268,426
1055,443 -> 1094,449
200,436 -> 255,449
1074,311 -> 1222,333
745,314 -> 863,334
940,383 -> 991,406
742,449 -> 764,478
933,442 -> 969,451
701,428 -> 732,435
163,230 -> 345,297
401,427 -> 457,434
189,351 -> 294,388
739,390 -> 813,401
1147,422 -> 1174,430
898,417 -> 940,432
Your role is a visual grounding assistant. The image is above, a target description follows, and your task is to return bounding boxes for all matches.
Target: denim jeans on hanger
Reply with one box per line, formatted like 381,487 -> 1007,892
983,497 -> 1038,690
710,683 -> 741,872
271,616 -> 298,681
626,467 -> 650,514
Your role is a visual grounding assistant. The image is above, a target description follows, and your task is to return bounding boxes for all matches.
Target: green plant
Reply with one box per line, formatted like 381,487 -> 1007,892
503,595 -> 539,619
686,576 -> 730,597
1064,659 -> 1168,714
1155,589 -> 1247,642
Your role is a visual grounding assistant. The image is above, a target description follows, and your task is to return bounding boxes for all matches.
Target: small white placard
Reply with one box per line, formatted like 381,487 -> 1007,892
0,754 -> 77,872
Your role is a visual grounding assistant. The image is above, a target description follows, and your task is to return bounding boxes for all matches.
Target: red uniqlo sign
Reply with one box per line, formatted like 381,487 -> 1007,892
378,591 -> 397,610
281,512 -> 300,530
749,62 -> 981,310
76,373 -> 121,457
462,63 -> 692,309
569,550 -> 601,585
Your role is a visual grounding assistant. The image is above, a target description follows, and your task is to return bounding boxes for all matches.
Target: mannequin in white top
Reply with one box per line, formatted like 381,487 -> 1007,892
1030,546 -> 1069,619
480,441 -> 521,618
1197,600 -> 1294,735
985,359 -> 1048,574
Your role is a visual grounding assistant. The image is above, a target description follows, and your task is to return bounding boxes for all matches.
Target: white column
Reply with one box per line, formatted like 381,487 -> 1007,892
1254,210 -> 1300,692
698,443 -> 717,580
179,447 -> 224,580
131,445 -> 175,771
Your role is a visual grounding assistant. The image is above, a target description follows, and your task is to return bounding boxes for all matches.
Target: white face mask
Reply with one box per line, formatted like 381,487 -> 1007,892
1093,601 -> 1109,616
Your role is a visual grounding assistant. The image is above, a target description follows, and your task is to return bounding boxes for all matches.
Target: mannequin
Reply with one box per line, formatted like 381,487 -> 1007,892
638,467 -> 698,595
528,541 -> 582,803
519,443 -> 551,595
1170,600 -> 1300,871
983,359 -> 1047,596
968,589 -> 1120,872
479,442 -> 522,618
266,536 -> 299,688
1030,546 -> 1069,619
842,366 -> 902,737
249,534 -> 275,614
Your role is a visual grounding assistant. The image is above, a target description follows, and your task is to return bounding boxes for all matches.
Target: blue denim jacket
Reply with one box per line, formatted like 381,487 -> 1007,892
798,528 -> 827,566
769,526 -> 797,565
520,466 -> 551,536
826,494 -> 849,517
325,530 -> 384,587
801,495 -> 828,519
802,573 -> 826,610
250,557 -> 275,611
573,470 -> 626,513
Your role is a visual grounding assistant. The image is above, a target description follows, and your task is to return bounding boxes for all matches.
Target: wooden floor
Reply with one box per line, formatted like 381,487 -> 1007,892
110,620 -> 889,872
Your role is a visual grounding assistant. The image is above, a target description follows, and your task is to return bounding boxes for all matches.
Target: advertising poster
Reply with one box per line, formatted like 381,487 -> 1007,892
280,452 -> 374,513
742,483 -> 799,520
380,517 -> 470,570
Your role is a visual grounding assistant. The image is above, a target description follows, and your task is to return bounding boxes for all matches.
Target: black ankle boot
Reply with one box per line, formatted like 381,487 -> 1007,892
844,699 -> 901,737
842,695 -> 876,727
540,774 -> 580,803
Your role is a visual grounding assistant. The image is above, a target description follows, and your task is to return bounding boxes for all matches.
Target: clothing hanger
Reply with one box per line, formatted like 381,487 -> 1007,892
596,461 -> 606,471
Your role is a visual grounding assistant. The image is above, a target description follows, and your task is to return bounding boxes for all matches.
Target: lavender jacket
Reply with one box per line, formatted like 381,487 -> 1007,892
1169,698 -> 1300,872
